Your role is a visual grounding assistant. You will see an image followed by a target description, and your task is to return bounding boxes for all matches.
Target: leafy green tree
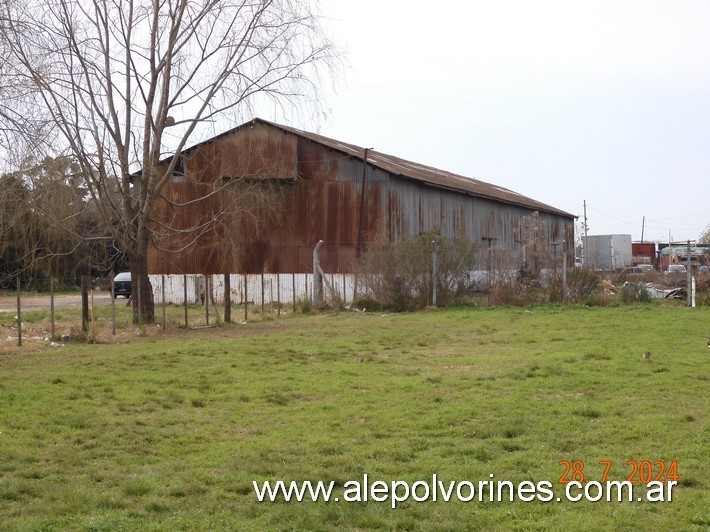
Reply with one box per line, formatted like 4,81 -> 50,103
0,156 -> 117,287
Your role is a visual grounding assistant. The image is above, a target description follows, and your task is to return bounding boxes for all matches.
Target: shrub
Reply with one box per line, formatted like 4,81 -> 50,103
491,282 -> 523,305
296,296 -> 312,314
619,282 -> 652,304
356,230 -> 478,311
584,292 -> 612,306
350,296 -> 380,312
69,325 -> 95,343
566,268 -> 600,303
695,273 -> 710,294
489,279 -> 545,306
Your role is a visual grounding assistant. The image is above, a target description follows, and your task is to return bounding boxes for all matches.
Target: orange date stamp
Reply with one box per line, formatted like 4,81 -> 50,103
558,460 -> 679,485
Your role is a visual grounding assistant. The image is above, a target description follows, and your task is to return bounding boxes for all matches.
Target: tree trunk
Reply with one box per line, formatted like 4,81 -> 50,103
131,249 -> 155,324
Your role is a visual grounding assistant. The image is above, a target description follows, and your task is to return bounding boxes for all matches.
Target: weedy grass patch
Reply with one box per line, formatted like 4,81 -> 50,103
0,304 -> 708,530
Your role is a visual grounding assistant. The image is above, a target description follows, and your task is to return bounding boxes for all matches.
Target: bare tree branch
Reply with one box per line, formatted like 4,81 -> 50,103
0,0 -> 338,321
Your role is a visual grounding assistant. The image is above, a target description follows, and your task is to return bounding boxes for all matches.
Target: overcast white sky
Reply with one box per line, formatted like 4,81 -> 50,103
307,0 -> 710,243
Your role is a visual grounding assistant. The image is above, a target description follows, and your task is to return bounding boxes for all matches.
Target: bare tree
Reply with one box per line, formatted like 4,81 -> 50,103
1,0 -> 336,322
0,24 -> 51,166
699,224 -> 710,245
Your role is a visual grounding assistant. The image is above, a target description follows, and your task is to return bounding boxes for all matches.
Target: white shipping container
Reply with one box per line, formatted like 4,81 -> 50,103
583,234 -> 632,270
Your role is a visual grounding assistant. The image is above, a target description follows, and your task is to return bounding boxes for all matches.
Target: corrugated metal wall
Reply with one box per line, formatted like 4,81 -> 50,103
149,122 -> 574,274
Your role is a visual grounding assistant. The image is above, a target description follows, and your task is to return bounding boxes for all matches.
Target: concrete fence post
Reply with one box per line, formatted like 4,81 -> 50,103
313,240 -> 324,305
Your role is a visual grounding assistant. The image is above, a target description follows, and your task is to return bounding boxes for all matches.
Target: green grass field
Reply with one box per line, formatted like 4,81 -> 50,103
0,304 -> 708,530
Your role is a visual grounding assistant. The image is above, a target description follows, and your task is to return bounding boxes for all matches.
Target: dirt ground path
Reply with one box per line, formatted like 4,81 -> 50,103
0,292 -> 116,313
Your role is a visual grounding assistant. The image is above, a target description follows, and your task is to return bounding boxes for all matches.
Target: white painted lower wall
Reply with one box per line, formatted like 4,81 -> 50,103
149,273 -> 357,306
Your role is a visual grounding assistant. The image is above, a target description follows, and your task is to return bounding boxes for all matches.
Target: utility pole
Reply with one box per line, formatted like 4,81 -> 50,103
687,239 -> 692,307
16,277 -> 21,347
583,200 -> 588,267
562,239 -> 567,301
431,240 -> 438,307
641,216 -> 645,243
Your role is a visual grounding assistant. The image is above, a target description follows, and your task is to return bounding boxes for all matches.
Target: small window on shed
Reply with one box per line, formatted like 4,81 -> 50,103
171,155 -> 186,182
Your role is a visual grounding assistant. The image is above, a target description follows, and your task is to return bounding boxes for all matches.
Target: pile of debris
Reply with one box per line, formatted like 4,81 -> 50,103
621,281 -> 687,299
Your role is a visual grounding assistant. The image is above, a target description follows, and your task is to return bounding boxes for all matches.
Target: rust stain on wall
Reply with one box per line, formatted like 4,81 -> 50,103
149,119 -> 575,275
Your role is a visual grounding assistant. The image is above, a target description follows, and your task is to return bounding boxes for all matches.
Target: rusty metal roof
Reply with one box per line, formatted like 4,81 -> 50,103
183,117 -> 576,220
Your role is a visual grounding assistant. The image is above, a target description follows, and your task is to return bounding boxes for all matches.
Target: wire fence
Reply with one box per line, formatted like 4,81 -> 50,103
148,241 -> 570,311
10,239 -> 706,348
0,240 -> 571,347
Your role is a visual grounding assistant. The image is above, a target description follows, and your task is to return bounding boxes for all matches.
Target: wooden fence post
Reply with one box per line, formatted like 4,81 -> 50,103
224,273 -> 231,323
81,275 -> 89,333
16,276 -> 22,347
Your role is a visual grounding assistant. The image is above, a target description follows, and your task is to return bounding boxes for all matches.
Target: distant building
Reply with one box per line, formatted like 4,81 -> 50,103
660,244 -> 709,270
583,235 -> 632,270
632,242 -> 658,269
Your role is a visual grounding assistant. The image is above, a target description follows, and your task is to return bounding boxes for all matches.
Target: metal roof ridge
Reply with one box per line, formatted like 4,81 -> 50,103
180,117 -> 575,219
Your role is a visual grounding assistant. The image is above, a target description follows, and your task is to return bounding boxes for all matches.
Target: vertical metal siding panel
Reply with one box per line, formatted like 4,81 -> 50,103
336,157 -> 363,245
149,122 -> 575,276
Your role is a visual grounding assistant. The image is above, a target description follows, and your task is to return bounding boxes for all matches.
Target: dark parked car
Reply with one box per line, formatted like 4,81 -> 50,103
112,272 -> 132,298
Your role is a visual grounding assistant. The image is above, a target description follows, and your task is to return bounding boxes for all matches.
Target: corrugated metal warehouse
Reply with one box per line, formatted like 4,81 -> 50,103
148,118 -> 575,280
